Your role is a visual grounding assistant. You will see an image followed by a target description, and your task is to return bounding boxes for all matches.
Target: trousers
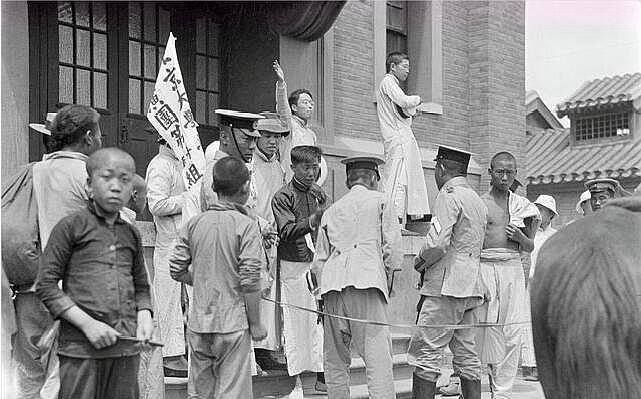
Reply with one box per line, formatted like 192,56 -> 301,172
187,329 -> 252,399
476,249 -> 527,398
12,291 -> 59,399
58,355 -> 139,399
408,295 -> 483,383
322,287 -> 394,399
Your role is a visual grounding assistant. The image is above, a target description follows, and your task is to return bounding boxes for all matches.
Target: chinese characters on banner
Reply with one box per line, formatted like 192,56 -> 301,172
147,32 -> 205,191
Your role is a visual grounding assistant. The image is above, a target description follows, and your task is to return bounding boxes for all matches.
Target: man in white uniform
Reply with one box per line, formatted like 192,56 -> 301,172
313,156 -> 402,398
376,52 -> 430,224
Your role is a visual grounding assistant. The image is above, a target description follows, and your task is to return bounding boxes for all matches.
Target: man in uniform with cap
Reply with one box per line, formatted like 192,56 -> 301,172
585,178 -> 624,212
201,110 -> 263,212
312,156 -> 402,398
408,146 -> 487,399
145,128 -> 190,377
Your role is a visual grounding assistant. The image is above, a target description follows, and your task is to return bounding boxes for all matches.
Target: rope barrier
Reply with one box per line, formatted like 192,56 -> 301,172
261,296 -> 531,330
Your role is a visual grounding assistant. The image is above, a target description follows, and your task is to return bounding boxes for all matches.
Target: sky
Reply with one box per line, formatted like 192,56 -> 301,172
526,0 -> 641,126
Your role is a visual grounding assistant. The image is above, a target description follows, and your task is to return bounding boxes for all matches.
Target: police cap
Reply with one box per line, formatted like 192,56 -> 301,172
341,155 -> 385,180
435,145 -> 472,170
215,109 -> 264,138
585,178 -> 621,194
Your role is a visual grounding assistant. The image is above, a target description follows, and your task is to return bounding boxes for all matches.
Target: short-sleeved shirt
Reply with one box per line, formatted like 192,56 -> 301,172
36,202 -> 152,359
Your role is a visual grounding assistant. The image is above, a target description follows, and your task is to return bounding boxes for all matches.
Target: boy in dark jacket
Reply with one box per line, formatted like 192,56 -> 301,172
271,145 -> 327,390
36,148 -> 153,399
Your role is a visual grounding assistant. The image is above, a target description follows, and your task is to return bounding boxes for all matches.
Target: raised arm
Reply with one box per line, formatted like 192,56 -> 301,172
274,60 -> 292,122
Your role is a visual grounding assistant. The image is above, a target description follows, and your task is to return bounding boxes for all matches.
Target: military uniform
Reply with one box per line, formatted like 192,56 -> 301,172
408,146 -> 487,399
313,156 -> 402,399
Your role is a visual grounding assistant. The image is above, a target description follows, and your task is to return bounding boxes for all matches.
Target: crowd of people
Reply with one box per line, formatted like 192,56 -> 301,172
2,50 -> 640,399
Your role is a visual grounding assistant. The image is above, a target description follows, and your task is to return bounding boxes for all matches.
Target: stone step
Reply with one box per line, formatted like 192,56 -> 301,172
166,333 -> 414,399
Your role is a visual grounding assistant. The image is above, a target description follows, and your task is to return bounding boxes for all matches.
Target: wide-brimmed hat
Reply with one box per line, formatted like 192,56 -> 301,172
575,190 -> 591,215
534,194 -> 558,216
28,113 -> 58,136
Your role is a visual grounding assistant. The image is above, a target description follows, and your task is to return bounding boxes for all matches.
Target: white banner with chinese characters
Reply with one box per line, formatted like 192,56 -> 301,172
147,32 -> 205,192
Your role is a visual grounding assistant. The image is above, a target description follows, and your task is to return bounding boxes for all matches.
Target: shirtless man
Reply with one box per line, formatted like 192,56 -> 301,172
476,152 -> 540,399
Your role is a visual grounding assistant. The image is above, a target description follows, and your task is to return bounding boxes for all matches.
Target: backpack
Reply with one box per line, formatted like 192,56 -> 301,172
1,163 -> 41,286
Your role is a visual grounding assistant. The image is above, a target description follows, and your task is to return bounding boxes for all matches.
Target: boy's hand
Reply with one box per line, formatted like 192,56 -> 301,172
250,323 -> 268,342
136,310 -> 154,342
82,320 -> 121,349
506,223 -> 526,244
273,60 -> 285,83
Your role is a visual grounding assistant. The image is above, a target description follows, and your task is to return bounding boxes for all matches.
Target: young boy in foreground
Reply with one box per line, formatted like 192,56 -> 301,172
169,156 -> 267,398
36,147 -> 153,399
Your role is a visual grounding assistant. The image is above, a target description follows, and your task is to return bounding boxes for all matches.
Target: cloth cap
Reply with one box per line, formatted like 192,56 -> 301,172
575,190 -> 591,214
341,155 -> 384,178
256,112 -> 290,136
435,145 -> 472,169
215,109 -> 263,138
534,194 -> 558,216
28,112 -> 57,136
585,178 -> 620,194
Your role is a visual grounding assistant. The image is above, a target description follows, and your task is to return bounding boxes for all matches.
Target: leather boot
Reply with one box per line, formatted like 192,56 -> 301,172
412,373 -> 437,399
460,377 -> 482,399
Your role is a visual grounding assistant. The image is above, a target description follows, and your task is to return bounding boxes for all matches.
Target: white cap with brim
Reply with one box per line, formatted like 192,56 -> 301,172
28,113 -> 57,136
534,194 -> 558,216
575,190 -> 591,215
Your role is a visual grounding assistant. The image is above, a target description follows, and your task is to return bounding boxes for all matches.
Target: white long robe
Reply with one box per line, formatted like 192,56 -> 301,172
146,145 -> 187,358
376,73 -> 429,218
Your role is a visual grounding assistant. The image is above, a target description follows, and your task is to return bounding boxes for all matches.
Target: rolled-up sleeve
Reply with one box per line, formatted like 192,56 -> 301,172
238,222 -> 264,293
36,218 -> 76,318
169,223 -> 194,285
131,228 -> 152,313
146,158 -> 185,217
380,77 -> 422,109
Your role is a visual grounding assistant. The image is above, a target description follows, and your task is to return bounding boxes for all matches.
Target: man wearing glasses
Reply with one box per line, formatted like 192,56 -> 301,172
375,52 -> 430,228
475,152 -> 540,399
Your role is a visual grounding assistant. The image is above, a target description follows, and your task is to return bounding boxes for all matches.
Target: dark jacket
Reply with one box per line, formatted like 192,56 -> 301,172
272,178 -> 327,263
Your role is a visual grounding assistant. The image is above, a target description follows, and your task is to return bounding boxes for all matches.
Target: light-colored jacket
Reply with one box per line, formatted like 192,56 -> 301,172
32,151 -> 89,247
253,148 -> 285,226
146,145 -> 186,251
312,184 -> 402,303
418,176 -> 488,298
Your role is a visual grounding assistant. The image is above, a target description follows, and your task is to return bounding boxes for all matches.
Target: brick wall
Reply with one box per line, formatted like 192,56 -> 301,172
331,0 -> 526,192
333,0 -> 379,141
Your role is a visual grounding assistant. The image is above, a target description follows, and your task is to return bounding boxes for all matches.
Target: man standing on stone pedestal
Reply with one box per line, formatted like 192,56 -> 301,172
376,52 -> 430,225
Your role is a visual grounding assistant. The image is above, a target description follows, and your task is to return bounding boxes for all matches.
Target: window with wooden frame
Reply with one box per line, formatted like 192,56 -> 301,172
57,1 -> 108,110
127,2 -> 171,115
194,16 -> 222,127
386,1 -> 408,55
573,111 -> 631,142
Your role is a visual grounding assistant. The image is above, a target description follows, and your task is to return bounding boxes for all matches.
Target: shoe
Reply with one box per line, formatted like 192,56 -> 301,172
314,380 -> 327,393
163,366 -> 188,378
438,381 -> 461,396
412,373 -> 437,399
524,367 -> 539,382
460,377 -> 481,399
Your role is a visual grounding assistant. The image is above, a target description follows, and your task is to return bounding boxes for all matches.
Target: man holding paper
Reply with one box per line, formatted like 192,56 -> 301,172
408,146 -> 488,399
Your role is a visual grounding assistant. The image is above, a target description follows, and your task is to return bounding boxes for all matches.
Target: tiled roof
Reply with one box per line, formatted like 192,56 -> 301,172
556,73 -> 641,117
526,129 -> 641,185
526,90 -> 563,129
